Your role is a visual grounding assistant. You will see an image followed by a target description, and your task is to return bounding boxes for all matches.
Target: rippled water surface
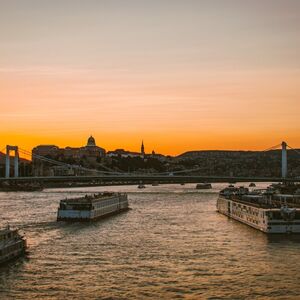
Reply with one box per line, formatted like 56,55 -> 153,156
0,183 -> 300,299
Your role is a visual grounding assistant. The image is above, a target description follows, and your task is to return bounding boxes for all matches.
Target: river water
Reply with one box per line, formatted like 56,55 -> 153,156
0,183 -> 300,299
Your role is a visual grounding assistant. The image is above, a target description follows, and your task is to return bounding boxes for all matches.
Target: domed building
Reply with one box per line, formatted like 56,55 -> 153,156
87,135 -> 96,147
32,136 -> 106,175
82,135 -> 106,160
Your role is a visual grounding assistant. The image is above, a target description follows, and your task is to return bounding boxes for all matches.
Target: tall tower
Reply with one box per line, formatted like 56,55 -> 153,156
5,145 -> 19,178
141,140 -> 145,155
281,141 -> 287,179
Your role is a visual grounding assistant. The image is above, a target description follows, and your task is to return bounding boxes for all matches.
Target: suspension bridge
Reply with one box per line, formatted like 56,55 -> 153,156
1,141 -> 300,186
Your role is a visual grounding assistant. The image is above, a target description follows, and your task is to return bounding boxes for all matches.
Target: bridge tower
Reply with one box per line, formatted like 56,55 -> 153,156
281,141 -> 287,179
5,145 -> 19,178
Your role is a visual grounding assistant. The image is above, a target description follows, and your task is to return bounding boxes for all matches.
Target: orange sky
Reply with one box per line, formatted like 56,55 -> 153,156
0,1 -> 300,155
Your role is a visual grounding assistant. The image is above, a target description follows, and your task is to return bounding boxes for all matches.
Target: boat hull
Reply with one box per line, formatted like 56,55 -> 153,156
0,231 -> 27,265
57,207 -> 129,222
217,196 -> 300,234
0,247 -> 27,265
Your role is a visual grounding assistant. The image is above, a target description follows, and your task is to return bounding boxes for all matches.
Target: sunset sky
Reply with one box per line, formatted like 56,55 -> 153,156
0,0 -> 299,155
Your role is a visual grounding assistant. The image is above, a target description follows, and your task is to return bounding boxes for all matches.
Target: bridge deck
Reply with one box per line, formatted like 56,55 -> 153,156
1,175 -> 299,185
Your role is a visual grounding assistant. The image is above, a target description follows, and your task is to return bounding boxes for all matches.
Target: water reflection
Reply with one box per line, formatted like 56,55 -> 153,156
267,234 -> 300,243
0,183 -> 300,299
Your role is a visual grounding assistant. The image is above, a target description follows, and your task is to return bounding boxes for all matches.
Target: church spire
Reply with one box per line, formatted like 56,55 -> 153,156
141,140 -> 145,155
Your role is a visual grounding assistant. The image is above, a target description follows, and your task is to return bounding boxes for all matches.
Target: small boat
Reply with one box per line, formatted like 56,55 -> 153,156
249,182 -> 256,187
57,192 -> 129,221
0,225 -> 27,265
138,184 -> 146,189
196,183 -> 212,189
180,183 -> 185,186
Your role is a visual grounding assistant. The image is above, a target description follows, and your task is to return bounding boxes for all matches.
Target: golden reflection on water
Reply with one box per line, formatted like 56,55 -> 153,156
1,183 -> 300,299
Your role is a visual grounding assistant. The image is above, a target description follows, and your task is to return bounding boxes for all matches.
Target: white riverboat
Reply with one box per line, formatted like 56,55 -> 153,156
217,186 -> 300,234
57,192 -> 129,221
0,225 -> 27,265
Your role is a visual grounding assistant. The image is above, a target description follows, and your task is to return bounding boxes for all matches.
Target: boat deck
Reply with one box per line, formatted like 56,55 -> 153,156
60,192 -> 126,205
222,196 -> 300,209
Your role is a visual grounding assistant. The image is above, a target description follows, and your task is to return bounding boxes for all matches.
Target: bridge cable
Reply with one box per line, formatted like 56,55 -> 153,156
14,142 -> 289,177
287,145 -> 300,158
147,143 -> 285,176
0,146 -> 6,153
262,144 -> 281,152
18,147 -> 125,175
19,147 -> 203,176
153,143 -> 283,176
24,148 -> 122,174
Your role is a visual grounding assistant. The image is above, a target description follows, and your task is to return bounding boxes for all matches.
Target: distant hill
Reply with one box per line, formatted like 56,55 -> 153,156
176,150 -> 260,159
176,148 -> 300,159
175,149 -> 300,178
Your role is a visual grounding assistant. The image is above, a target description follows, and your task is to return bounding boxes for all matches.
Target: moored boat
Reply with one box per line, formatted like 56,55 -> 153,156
57,192 -> 129,221
217,185 -> 300,234
0,225 -> 27,265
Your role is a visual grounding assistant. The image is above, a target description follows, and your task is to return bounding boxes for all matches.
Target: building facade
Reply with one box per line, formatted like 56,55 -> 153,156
32,136 -> 106,176
107,141 -> 146,159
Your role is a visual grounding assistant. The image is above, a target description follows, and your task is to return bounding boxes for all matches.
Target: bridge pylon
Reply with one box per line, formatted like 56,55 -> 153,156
5,145 -> 19,178
281,141 -> 287,179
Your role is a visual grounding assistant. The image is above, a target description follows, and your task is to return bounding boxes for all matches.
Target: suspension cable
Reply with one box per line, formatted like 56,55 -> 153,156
287,144 -> 300,157
262,143 -> 281,152
0,146 -> 6,153
149,143 -> 286,176
6,142 -> 295,177
18,147 -> 124,175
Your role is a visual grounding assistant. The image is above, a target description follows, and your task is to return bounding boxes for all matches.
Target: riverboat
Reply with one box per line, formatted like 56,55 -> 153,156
217,186 -> 300,233
0,225 -> 27,265
57,192 -> 129,221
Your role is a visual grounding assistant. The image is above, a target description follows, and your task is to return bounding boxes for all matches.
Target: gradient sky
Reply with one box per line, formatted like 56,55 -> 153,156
0,0 -> 299,155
